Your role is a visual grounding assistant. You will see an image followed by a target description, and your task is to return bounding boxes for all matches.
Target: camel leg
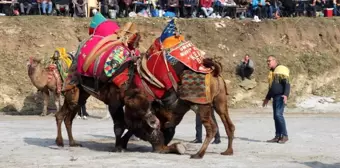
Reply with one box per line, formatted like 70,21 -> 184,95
213,86 -> 235,156
55,93 -> 61,113
120,130 -> 134,150
151,130 -> 186,155
65,106 -> 82,147
41,88 -> 49,116
64,87 -> 90,147
163,99 -> 191,145
108,104 -> 126,152
190,105 -> 216,159
55,101 -> 68,147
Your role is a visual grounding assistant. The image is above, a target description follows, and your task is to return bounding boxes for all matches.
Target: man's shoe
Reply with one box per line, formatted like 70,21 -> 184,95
190,139 -> 202,143
266,136 -> 280,143
278,136 -> 289,144
211,139 -> 221,144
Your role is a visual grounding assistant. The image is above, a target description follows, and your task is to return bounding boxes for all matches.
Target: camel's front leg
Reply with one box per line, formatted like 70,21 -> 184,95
41,89 -> 49,116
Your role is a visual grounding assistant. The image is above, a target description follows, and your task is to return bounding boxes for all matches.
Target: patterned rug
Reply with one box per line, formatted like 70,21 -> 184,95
179,70 -> 212,104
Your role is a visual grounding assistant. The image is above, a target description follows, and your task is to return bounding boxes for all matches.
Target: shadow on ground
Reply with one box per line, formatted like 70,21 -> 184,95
296,161 -> 340,168
23,137 -> 154,153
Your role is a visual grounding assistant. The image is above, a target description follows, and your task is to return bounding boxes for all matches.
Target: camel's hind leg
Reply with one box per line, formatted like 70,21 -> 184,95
213,79 -> 235,155
55,101 -> 68,147
190,104 -> 217,159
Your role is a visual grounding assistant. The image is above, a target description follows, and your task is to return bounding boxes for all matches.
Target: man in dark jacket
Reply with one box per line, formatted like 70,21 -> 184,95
262,55 -> 290,144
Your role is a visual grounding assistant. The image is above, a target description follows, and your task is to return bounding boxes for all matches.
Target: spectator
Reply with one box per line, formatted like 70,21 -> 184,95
101,0 -> 119,18
200,0 -> 213,17
250,0 -> 265,21
72,0 -> 86,17
190,110 -> 221,144
39,0 -> 53,15
182,0 -> 197,18
262,55 -> 290,144
238,54 -> 254,80
55,0 -> 70,16
334,0 -> 340,16
265,0 -> 280,19
19,0 -> 33,15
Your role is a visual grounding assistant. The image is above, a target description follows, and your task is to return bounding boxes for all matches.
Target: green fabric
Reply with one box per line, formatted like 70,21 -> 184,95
90,12 -> 107,29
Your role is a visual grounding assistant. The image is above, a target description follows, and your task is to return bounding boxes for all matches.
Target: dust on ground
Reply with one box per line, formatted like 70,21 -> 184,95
1,16 -> 340,114
0,112 -> 339,168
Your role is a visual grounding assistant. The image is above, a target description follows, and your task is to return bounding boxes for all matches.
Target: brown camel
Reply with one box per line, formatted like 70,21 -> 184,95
27,57 -> 61,116
122,57 -> 235,159
55,22 -> 185,154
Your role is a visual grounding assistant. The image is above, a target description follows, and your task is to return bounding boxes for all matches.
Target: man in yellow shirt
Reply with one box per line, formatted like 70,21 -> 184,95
262,55 -> 290,144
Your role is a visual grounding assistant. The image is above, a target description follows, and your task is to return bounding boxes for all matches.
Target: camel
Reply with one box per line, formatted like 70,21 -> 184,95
27,49 -> 73,116
120,56 -> 235,159
117,19 -> 235,159
55,22 -> 185,154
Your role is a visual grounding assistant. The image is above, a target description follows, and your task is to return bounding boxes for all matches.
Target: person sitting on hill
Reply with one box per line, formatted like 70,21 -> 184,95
238,54 -> 254,80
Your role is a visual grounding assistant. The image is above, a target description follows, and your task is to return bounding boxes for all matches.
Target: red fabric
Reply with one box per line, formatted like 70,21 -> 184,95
168,41 -> 213,74
89,27 -> 94,35
112,68 -> 129,88
200,0 -> 212,8
93,20 -> 120,37
134,74 -> 165,101
146,52 -> 180,90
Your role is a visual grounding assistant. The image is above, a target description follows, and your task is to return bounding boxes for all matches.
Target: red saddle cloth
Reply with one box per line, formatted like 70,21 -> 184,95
168,41 -> 213,74
113,52 -> 179,101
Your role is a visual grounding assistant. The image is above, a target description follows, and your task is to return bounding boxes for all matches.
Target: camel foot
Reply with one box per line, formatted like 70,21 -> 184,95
175,143 -> 186,155
221,148 -> 233,155
112,147 -> 126,152
190,153 -> 203,159
55,138 -> 64,147
69,141 -> 82,147
40,113 -> 47,116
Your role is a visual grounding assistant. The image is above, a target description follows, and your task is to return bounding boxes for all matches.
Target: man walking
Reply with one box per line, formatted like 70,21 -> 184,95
262,55 -> 290,144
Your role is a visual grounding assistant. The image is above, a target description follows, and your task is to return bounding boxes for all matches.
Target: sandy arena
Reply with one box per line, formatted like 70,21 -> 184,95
0,111 -> 339,168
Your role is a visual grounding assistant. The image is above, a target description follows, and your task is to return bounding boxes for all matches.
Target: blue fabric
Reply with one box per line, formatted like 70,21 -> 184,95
159,19 -> 177,42
272,95 -> 288,137
151,9 -> 159,17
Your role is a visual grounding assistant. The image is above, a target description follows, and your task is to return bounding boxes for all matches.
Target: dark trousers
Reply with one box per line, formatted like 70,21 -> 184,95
78,105 -> 89,116
195,111 -> 220,141
272,95 -> 288,137
240,65 -> 254,80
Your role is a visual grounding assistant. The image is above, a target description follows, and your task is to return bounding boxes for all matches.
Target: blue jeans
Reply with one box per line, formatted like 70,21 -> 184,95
272,95 -> 288,137
42,1 -> 53,14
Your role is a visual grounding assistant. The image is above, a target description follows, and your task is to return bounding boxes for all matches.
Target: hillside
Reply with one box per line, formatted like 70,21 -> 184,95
1,16 -> 340,114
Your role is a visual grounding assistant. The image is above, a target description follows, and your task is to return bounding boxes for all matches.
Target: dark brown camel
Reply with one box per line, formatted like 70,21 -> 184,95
122,58 -> 235,159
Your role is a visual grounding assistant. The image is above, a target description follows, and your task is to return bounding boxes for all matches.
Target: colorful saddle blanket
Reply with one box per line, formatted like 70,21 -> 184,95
147,38 -> 213,74
76,35 -> 132,78
179,70 -> 213,104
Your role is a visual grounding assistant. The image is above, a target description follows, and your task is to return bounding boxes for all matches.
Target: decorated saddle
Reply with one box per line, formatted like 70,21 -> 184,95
76,20 -> 140,80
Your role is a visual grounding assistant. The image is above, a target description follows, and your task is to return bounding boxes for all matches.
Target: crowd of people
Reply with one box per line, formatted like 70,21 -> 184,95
0,0 -> 339,21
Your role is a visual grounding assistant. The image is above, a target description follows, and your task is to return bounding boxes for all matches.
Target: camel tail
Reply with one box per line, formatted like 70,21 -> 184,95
202,58 -> 222,77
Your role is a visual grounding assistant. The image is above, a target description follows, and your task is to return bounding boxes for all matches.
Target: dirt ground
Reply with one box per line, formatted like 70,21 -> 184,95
1,16 -> 340,114
0,112 -> 339,168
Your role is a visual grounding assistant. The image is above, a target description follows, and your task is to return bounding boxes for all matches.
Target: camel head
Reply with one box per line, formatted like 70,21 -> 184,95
124,88 -> 160,129
27,56 -> 43,76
